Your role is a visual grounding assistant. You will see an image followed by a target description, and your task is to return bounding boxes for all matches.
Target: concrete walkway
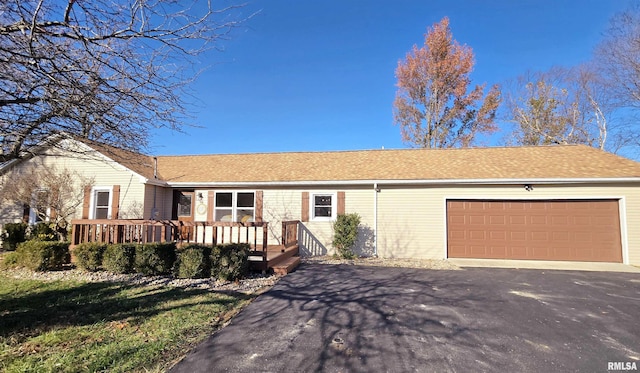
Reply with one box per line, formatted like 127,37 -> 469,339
171,263 -> 640,372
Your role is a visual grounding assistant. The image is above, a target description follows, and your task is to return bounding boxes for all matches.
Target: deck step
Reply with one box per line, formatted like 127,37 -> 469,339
272,256 -> 301,276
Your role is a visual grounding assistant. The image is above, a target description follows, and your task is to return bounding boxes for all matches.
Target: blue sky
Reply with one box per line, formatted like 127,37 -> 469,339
150,0 -> 633,156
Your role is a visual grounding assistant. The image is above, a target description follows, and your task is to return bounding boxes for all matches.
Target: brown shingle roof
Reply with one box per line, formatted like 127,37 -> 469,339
155,145 -> 640,184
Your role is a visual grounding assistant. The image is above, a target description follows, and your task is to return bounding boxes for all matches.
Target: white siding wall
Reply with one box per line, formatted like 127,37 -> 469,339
172,183 -> 640,265
263,188 -> 376,256
144,184 -> 170,220
376,183 -> 640,265
0,172 -> 24,227
176,188 -> 378,255
0,147 -> 149,224
263,190 -> 300,246
345,189 -> 375,256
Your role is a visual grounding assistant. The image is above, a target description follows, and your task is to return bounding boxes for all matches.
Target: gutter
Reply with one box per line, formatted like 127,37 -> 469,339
142,178 -> 169,187
164,177 -> 640,188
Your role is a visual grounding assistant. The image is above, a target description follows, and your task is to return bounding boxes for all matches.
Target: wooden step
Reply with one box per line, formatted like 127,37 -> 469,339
272,256 -> 301,276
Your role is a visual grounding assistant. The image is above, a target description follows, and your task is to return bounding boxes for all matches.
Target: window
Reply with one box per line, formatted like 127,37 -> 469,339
177,193 -> 192,217
94,190 -> 110,219
214,192 -> 255,222
312,193 -> 336,221
28,189 -> 50,224
90,188 -> 112,219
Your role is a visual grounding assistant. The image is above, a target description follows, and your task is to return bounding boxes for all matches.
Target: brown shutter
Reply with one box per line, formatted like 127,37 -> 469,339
301,192 -> 309,222
111,185 -> 120,219
255,191 -> 263,222
337,191 -> 345,215
82,186 -> 91,219
207,191 -> 214,221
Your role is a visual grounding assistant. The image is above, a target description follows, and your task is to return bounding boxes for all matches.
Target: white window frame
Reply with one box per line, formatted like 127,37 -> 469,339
90,186 -> 113,219
310,193 -> 337,221
28,189 -> 51,224
214,191 -> 256,222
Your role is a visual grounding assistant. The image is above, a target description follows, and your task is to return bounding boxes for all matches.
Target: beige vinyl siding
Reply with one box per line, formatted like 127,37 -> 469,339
0,172 -> 24,228
345,189 -> 376,256
143,184 -> 170,220
263,190 -> 300,246
3,146 -> 149,221
376,183 -> 640,265
262,188 -> 376,256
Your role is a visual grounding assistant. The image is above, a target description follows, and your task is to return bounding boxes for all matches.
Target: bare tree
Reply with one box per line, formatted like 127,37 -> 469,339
0,0 -> 246,162
393,17 -> 501,148
504,66 -> 614,150
595,4 -> 640,109
0,165 -> 94,239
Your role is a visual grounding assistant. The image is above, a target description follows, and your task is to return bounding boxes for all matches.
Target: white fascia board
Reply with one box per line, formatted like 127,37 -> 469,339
165,177 -> 640,188
143,178 -> 169,187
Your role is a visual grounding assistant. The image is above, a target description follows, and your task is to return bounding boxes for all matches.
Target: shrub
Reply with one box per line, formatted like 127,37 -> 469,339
103,244 -> 136,274
174,244 -> 212,279
73,243 -> 107,272
211,243 -> 250,281
16,240 -> 70,271
1,223 -> 28,251
134,242 -> 177,275
332,213 -> 361,259
28,223 -> 57,241
0,251 -> 20,269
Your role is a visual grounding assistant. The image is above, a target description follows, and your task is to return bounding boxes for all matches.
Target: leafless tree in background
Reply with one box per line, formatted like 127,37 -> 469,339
503,66 -> 617,151
596,4 -> 640,109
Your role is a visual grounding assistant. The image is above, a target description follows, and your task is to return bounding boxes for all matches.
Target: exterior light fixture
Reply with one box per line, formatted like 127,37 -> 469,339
524,184 -> 533,191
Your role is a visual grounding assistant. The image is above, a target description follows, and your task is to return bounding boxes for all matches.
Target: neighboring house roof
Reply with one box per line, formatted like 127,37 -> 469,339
155,145 -> 640,184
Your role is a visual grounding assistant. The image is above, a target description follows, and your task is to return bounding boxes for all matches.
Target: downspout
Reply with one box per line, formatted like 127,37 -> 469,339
152,157 -> 158,220
374,182 -> 379,257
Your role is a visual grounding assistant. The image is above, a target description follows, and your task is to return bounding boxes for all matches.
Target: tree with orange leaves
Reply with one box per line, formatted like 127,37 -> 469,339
393,17 -> 501,148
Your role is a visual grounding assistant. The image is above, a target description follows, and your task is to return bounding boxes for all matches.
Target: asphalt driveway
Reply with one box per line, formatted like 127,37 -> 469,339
171,263 -> 640,372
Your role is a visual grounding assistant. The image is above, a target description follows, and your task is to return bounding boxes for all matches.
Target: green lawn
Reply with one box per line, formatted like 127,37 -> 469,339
0,275 -> 254,372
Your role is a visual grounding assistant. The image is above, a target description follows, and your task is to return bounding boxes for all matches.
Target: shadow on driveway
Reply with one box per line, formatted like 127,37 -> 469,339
171,263 -> 640,372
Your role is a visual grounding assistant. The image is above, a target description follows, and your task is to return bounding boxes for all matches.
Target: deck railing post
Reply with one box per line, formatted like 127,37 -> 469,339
262,223 -> 268,268
72,224 -> 79,246
262,223 -> 268,251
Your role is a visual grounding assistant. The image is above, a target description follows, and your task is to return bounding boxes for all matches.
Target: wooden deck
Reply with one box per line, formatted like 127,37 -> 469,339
249,244 -> 300,273
69,219 -> 301,274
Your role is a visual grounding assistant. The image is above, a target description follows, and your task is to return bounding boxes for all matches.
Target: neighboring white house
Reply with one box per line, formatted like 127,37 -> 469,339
2,136 -> 640,266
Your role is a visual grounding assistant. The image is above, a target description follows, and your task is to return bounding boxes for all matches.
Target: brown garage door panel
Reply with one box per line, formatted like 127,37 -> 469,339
447,200 -> 622,263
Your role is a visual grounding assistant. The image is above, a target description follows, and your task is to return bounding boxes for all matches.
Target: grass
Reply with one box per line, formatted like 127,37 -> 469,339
0,275 -> 254,372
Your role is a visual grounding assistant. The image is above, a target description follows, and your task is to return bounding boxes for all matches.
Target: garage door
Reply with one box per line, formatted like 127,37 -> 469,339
447,200 -> 622,262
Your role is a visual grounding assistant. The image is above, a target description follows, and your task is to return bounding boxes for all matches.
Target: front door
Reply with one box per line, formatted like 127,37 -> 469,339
173,191 -> 194,241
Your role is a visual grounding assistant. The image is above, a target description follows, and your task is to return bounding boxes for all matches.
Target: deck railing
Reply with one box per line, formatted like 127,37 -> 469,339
70,219 -> 270,251
282,220 -> 299,248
